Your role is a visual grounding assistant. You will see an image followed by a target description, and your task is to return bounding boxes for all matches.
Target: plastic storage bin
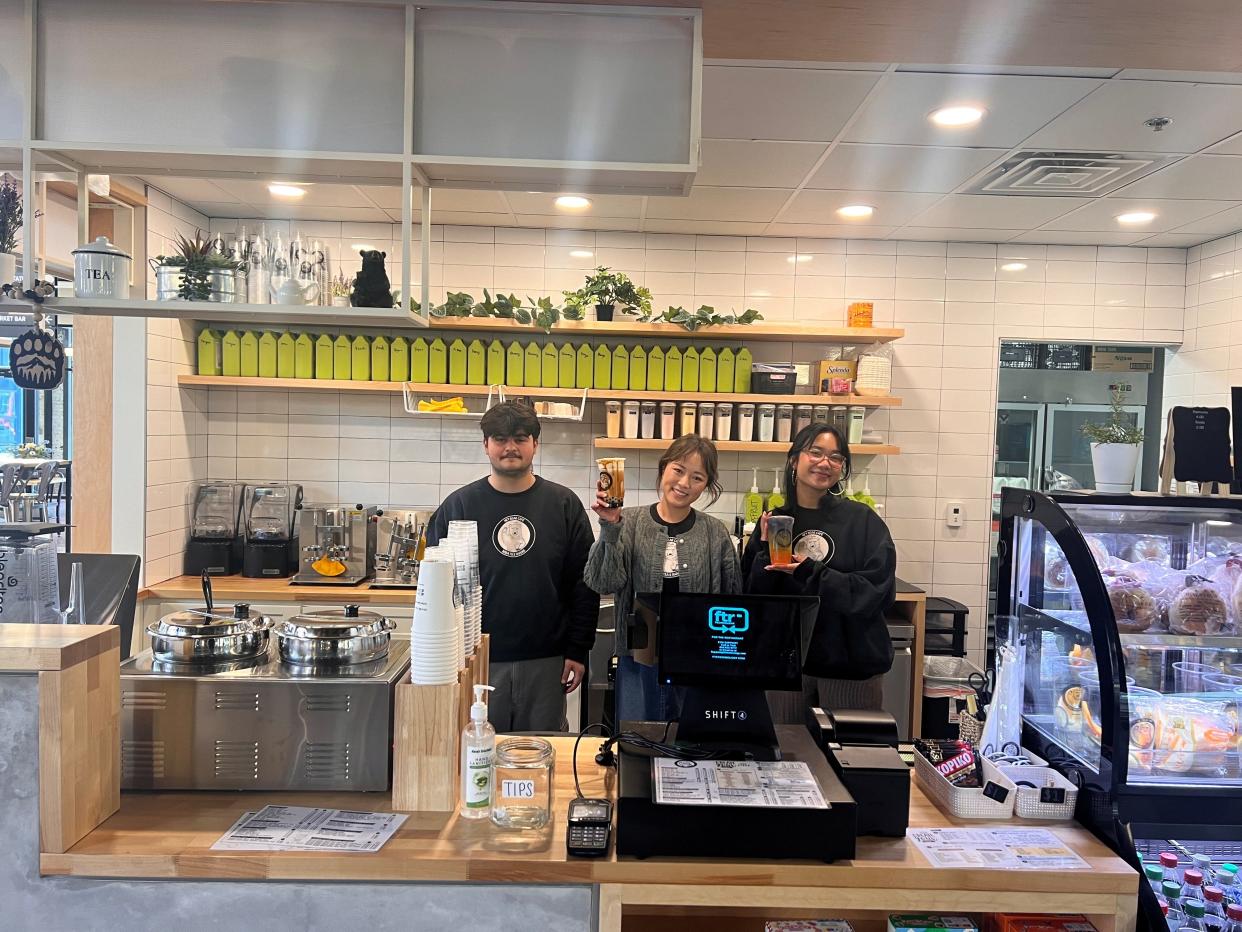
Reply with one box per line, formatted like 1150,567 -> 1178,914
922,655 -> 984,739
924,596 -> 969,657
913,752 -> 1016,820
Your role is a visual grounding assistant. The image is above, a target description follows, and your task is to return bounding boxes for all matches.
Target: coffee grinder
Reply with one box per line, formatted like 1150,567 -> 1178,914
241,483 -> 303,578
184,482 -> 244,576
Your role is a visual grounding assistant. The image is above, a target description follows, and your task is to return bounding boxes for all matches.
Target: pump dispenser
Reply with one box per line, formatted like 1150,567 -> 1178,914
767,470 -> 786,510
461,684 -> 496,819
743,469 -> 765,524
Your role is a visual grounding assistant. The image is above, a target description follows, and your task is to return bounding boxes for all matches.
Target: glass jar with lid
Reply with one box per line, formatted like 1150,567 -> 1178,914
491,736 -> 555,829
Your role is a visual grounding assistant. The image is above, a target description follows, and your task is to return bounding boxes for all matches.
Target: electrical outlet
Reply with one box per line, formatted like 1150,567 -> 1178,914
946,502 -> 964,528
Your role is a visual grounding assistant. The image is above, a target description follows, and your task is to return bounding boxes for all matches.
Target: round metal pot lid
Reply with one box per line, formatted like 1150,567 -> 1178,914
276,604 -> 394,640
153,603 -> 274,638
71,235 -> 132,261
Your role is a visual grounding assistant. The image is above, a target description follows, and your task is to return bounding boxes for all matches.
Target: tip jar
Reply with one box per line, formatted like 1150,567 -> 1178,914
490,736 -> 555,829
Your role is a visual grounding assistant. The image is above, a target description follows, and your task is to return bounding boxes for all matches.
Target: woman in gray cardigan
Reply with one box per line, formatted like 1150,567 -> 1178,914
584,434 -> 742,723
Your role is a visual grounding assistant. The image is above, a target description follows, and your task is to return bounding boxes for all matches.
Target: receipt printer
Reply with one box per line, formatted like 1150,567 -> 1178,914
807,707 -> 910,838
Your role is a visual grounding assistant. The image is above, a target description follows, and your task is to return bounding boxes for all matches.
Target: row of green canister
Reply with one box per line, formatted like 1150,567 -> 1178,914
197,329 -> 755,392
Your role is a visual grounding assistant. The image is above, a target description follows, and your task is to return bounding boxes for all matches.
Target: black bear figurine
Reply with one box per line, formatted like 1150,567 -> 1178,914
349,250 -> 395,308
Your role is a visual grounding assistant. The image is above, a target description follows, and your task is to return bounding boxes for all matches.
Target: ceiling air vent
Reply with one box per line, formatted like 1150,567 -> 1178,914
967,151 -> 1181,196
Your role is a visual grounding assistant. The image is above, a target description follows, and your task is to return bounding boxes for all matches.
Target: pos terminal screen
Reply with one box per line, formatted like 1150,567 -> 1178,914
657,592 -> 816,691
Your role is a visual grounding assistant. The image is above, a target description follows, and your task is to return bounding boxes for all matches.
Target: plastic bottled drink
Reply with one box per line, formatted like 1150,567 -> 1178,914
1185,869 -> 1208,904
1224,903 -> 1242,932
1185,900 -> 1208,932
1205,887 -> 1228,929
1163,852 -> 1184,884
1167,880 -> 1188,911
1149,864 -> 1173,894
1196,854 -> 1218,886
1221,866 -> 1242,906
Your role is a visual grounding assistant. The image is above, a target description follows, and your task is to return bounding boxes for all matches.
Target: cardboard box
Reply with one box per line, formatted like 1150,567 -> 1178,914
888,916 -> 977,932
817,359 -> 857,394
986,915 -> 1096,932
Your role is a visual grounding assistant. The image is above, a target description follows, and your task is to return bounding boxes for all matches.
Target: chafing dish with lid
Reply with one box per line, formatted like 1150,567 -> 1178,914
274,605 -> 396,665
146,603 -> 274,665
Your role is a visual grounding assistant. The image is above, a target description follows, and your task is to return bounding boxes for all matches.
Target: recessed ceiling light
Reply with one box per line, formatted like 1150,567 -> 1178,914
930,105 -> 986,127
268,183 -> 306,198
569,249 -> 593,259
1116,210 -> 1156,225
1000,262 -> 1027,272
555,195 -> 591,210
787,254 -> 812,263
836,204 -> 874,219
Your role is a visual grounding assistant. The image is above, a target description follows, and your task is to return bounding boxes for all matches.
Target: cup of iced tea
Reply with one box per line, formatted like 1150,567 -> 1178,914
597,457 -> 626,508
768,515 -> 795,566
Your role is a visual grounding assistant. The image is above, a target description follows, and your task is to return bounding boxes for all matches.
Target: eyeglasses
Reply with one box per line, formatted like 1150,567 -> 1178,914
803,449 -> 846,466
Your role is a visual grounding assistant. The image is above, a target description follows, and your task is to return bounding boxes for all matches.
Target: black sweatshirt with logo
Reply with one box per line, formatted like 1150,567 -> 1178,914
742,495 -> 896,679
427,476 -> 599,665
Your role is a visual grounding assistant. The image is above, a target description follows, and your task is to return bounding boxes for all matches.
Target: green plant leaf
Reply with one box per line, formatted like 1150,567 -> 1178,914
515,308 -> 532,325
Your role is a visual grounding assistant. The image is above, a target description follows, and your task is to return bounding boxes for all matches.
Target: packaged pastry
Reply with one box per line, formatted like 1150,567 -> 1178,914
1151,699 -> 1235,775
1168,576 -> 1229,636
1106,574 -> 1158,633
1044,555 -> 1070,590
1123,536 -> 1170,565
1084,534 -> 1112,567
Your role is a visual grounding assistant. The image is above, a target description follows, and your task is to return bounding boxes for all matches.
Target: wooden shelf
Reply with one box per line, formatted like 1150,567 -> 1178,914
593,437 -> 901,455
174,375 -> 901,408
45,298 -> 902,345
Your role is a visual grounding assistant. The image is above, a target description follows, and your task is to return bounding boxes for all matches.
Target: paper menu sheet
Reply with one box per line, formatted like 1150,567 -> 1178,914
211,806 -> 407,853
652,758 -> 829,809
908,827 -> 1088,870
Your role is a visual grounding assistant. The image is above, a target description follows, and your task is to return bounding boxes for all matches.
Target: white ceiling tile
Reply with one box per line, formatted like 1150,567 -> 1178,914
514,215 -> 640,231
643,219 -> 770,235
1114,155 -> 1242,199
764,223 -> 896,239
645,186 -> 789,222
1023,81 -> 1242,154
780,189 -> 941,226
701,66 -> 880,142
806,144 -> 1006,193
355,185 -> 404,210
1039,197 -> 1239,232
503,192 -> 642,218
898,64 -> 1120,79
429,211 -> 514,227
1165,204 -> 1242,238
176,201 -> 259,220
1117,70 -> 1242,85
896,227 -> 1024,242
1009,230 -> 1150,246
1206,131 -> 1242,155
428,189 -> 510,213
696,139 -> 826,187
249,205 -> 393,222
842,73 -> 1099,148
148,177 -> 236,207
212,179 -> 371,209
1135,232 -> 1216,247
906,195 -> 1082,229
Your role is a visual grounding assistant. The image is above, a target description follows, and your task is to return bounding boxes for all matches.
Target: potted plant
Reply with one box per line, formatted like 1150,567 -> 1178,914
0,174 -> 23,286
12,440 -> 49,459
1081,390 -> 1144,492
151,230 -> 244,303
329,272 -> 351,307
580,267 -> 651,321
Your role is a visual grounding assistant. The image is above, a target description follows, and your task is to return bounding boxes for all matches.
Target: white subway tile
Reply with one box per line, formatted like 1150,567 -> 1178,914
844,276 -> 895,300
495,228 -> 546,246
646,250 -> 696,273
494,244 -> 544,267
744,252 -> 794,276
896,241 -> 947,257
744,273 -> 795,299
1096,262 -> 1146,285
1047,245 -> 1097,261
1044,282 -> 1096,305
895,255 -> 947,279
846,240 -> 896,255
288,457 -> 339,481
795,238 -> 847,254
896,277 -> 946,301
645,233 -> 695,250
1095,282 -> 1145,307
596,232 -> 643,249
846,253 -> 896,277
1097,246 -> 1147,263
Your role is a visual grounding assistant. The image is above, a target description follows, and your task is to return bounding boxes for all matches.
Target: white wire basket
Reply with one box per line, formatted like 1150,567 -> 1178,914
401,383 -> 502,418
914,751 -> 1017,820
992,750 -> 1079,821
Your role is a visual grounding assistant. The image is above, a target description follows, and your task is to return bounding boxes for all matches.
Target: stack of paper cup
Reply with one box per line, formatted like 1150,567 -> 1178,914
422,544 -> 465,672
446,520 -> 483,654
410,557 -> 460,685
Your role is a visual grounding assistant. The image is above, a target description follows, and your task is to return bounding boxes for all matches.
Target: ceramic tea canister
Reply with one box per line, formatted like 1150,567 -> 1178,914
72,236 -> 131,299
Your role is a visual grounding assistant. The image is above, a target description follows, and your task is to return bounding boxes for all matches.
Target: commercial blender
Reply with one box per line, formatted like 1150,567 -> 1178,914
184,481 -> 244,576
371,509 -> 429,589
240,483 -> 303,578
291,504 -> 378,586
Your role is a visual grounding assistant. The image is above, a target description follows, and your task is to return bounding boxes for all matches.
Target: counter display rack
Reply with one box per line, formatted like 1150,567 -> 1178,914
997,488 -> 1242,928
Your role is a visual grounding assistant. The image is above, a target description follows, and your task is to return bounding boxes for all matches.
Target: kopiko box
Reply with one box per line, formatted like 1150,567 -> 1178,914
816,359 -> 857,394
888,916 -> 978,932
765,923 -> 854,932
985,915 -> 1096,932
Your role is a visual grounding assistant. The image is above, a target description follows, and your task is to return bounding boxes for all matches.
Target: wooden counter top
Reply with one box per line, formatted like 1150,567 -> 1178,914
0,623 -> 119,672
142,575 -> 927,606
44,737 -> 1134,896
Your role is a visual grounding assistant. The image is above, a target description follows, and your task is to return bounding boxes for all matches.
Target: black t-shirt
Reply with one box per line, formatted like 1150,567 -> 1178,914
649,502 -> 696,536
427,476 -> 599,664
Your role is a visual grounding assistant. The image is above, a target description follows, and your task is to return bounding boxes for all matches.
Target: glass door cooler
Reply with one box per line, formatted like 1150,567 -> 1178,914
998,489 -> 1242,923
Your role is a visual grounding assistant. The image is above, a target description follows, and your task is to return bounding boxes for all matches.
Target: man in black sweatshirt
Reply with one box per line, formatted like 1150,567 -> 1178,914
427,401 -> 598,732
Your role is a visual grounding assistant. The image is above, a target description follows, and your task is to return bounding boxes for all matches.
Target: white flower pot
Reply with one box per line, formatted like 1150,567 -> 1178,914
1090,442 -> 1140,492
0,252 -> 16,285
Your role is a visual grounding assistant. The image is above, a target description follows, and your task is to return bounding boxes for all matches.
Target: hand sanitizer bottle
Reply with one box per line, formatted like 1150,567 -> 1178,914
461,684 -> 496,820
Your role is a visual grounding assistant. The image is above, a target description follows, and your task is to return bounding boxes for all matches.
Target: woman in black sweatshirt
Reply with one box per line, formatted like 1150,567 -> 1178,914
742,423 -> 896,712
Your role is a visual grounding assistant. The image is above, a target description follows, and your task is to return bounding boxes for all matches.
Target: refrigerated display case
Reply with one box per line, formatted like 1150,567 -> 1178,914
998,488 -> 1242,927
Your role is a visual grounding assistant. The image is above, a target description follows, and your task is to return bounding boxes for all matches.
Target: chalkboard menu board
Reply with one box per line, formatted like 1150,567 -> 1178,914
1040,343 -> 1089,370
999,342 -> 1038,369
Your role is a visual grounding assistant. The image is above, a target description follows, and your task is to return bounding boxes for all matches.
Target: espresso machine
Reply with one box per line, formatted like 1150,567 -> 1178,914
292,504 -> 378,586
241,484 -> 303,578
184,481 -> 244,576
371,509 -> 430,590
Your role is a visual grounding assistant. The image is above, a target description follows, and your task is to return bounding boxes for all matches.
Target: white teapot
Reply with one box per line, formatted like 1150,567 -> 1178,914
270,277 -> 320,306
